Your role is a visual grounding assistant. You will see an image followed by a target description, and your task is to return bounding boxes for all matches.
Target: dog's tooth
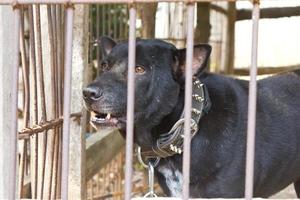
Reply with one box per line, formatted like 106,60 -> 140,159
90,111 -> 96,118
106,113 -> 111,120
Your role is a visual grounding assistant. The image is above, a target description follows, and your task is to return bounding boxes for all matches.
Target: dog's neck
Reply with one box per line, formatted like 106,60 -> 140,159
152,73 -> 242,150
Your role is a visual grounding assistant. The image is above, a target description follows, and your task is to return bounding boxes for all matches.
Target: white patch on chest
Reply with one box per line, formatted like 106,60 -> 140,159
157,166 -> 183,197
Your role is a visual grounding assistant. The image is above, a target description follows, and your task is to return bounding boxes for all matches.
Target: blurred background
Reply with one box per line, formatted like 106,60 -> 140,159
13,1 -> 300,199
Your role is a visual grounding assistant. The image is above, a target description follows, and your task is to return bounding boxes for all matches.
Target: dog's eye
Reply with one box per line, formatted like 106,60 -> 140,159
135,66 -> 145,74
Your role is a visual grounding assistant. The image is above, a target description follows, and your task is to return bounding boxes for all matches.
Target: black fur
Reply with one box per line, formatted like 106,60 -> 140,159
83,37 -> 300,198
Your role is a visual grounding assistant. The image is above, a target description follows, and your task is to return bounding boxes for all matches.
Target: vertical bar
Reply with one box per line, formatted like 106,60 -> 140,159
113,4 -> 117,38
102,5 -> 105,35
245,2 -> 260,200
19,7 -> 30,197
9,7 -> 21,200
96,5 -> 100,71
182,3 -> 195,200
124,5 -> 136,200
61,5 -> 74,200
28,5 -> 39,198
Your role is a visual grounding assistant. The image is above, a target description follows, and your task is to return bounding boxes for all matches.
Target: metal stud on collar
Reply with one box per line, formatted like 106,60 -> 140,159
192,108 -> 201,115
170,144 -> 182,154
192,94 -> 204,102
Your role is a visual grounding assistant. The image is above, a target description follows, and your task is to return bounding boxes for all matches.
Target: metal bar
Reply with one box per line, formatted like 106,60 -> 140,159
0,0 -> 246,4
33,4 -> 48,199
7,7 -> 21,200
45,5 -> 58,198
182,3 -> 195,200
102,5 -> 105,35
113,4 -> 117,38
28,6 -> 39,198
124,5 -> 136,200
96,5 -> 100,70
245,2 -> 260,200
18,7 -> 29,197
61,5 -> 74,200
108,4 -> 111,36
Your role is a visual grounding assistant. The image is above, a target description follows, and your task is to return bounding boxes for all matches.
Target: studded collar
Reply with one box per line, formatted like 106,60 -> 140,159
138,76 -> 211,161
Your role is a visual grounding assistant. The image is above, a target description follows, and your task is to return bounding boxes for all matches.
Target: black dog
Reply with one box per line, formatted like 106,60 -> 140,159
83,36 -> 300,198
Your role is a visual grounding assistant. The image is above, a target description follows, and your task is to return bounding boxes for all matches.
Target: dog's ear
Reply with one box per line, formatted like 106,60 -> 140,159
100,36 -> 117,57
173,44 -> 211,81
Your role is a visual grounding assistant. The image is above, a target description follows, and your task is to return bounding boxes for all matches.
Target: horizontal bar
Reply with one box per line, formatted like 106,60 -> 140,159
0,0 -> 249,5
182,3 -> 195,200
245,2 -> 260,200
18,113 -> 81,139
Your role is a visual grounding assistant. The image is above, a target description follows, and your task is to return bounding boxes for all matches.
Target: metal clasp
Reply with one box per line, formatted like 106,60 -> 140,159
137,146 -> 160,168
136,146 -> 160,197
143,162 -> 157,198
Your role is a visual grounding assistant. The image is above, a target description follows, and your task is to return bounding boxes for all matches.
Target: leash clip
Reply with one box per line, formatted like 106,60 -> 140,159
143,162 -> 158,198
137,146 -> 160,168
137,146 -> 160,197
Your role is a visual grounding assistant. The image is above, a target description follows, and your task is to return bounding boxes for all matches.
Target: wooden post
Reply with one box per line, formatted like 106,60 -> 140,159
195,2 -> 211,44
225,2 -> 236,74
68,5 -> 89,199
195,2 -> 211,71
138,3 -> 157,38
0,5 -> 18,199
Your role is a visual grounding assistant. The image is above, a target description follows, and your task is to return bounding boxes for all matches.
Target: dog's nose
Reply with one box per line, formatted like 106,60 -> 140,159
83,86 -> 102,101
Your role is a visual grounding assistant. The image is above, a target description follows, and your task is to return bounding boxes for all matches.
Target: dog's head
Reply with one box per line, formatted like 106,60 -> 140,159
83,36 -> 211,147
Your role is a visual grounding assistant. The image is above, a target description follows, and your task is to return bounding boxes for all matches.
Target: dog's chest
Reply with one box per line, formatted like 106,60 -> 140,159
157,164 -> 183,197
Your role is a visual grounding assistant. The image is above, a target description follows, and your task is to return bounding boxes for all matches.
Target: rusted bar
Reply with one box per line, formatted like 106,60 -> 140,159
61,5 -> 74,200
55,6 -> 63,199
33,4 -> 48,198
7,7 -> 21,200
108,4 -> 111,36
245,2 -> 260,200
28,6 -> 39,198
0,0 -> 245,4
18,7 -> 29,197
102,5 -> 105,35
124,5 -> 136,200
44,5 -> 59,198
96,5 -> 100,70
182,3 -> 195,200
118,4 -> 123,39
19,119 -> 63,138
113,4 -> 117,38
18,113 -> 81,139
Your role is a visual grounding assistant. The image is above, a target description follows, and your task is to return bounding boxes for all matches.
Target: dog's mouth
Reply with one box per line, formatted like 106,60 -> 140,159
90,110 -> 126,129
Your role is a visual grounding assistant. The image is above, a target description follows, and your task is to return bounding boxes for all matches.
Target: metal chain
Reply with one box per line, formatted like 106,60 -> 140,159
143,162 -> 158,198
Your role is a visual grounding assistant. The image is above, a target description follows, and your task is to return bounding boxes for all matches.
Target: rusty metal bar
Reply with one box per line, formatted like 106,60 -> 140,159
28,5 -> 39,198
61,5 -> 74,200
7,7 -> 21,200
245,2 -> 260,200
45,5 -> 59,198
182,3 -> 195,200
34,5 -> 48,198
124,5 -> 136,200
18,7 -> 29,197
0,0 -> 246,4
18,113 -> 81,139
96,5 -> 100,69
